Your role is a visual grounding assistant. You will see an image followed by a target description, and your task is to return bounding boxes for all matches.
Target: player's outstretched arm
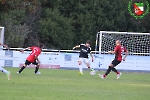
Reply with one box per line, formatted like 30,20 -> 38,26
0,43 -> 9,49
24,47 -> 31,50
123,50 -> 129,61
73,45 -> 80,50
108,51 -> 116,54
20,47 -> 31,52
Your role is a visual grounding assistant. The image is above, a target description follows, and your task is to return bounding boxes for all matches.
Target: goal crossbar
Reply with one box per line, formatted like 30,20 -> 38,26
99,31 -> 150,35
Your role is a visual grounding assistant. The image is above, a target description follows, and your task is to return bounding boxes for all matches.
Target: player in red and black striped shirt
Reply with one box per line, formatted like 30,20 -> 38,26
99,40 -> 128,79
17,43 -> 44,74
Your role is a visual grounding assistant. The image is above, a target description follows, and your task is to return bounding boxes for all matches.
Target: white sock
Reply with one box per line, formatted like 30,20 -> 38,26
0,66 -> 8,74
79,66 -> 83,74
90,68 -> 94,71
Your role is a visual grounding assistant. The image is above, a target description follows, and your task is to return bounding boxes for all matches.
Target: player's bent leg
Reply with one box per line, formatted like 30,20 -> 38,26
0,66 -> 11,80
85,62 -> 90,69
85,62 -> 94,71
111,67 -> 121,79
35,65 -> 41,74
0,66 -> 8,74
85,59 -> 95,72
111,60 -> 122,79
99,63 -> 115,79
111,67 -> 119,74
85,59 -> 91,69
33,61 -> 41,74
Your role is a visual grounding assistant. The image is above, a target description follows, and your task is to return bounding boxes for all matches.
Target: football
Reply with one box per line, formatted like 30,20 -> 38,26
90,70 -> 96,75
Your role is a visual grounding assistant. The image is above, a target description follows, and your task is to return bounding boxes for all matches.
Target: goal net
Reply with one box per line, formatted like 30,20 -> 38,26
95,31 -> 150,56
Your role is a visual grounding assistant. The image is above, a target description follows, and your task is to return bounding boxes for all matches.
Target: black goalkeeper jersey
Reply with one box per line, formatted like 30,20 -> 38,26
79,44 -> 91,58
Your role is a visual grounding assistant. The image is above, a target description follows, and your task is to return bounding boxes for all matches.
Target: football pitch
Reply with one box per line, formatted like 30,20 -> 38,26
0,68 -> 150,100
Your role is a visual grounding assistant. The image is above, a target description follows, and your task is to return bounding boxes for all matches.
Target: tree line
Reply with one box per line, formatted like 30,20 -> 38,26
0,0 -> 149,50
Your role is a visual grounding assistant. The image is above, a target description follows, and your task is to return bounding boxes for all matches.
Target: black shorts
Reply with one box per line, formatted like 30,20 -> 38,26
25,60 -> 38,65
111,59 -> 121,66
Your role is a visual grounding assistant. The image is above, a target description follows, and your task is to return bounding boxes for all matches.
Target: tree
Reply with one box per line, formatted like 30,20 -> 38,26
0,0 -> 42,47
0,0 -> 150,49
37,8 -> 74,49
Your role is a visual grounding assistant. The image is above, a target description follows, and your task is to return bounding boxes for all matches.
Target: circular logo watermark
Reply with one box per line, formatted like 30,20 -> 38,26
128,0 -> 149,19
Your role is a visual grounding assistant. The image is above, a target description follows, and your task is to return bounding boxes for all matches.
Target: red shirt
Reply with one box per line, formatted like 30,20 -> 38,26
27,46 -> 42,62
114,45 -> 127,61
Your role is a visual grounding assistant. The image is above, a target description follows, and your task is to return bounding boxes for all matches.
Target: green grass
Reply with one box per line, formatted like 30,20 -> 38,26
0,68 -> 150,100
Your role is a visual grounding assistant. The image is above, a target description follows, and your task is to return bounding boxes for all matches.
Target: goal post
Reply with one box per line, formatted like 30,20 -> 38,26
95,31 -> 150,56
0,27 -> 4,45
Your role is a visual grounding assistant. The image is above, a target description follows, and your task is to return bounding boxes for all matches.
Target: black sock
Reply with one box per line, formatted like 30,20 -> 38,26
35,67 -> 39,73
105,66 -> 112,75
18,66 -> 25,73
111,67 -> 117,73
111,67 -> 120,74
